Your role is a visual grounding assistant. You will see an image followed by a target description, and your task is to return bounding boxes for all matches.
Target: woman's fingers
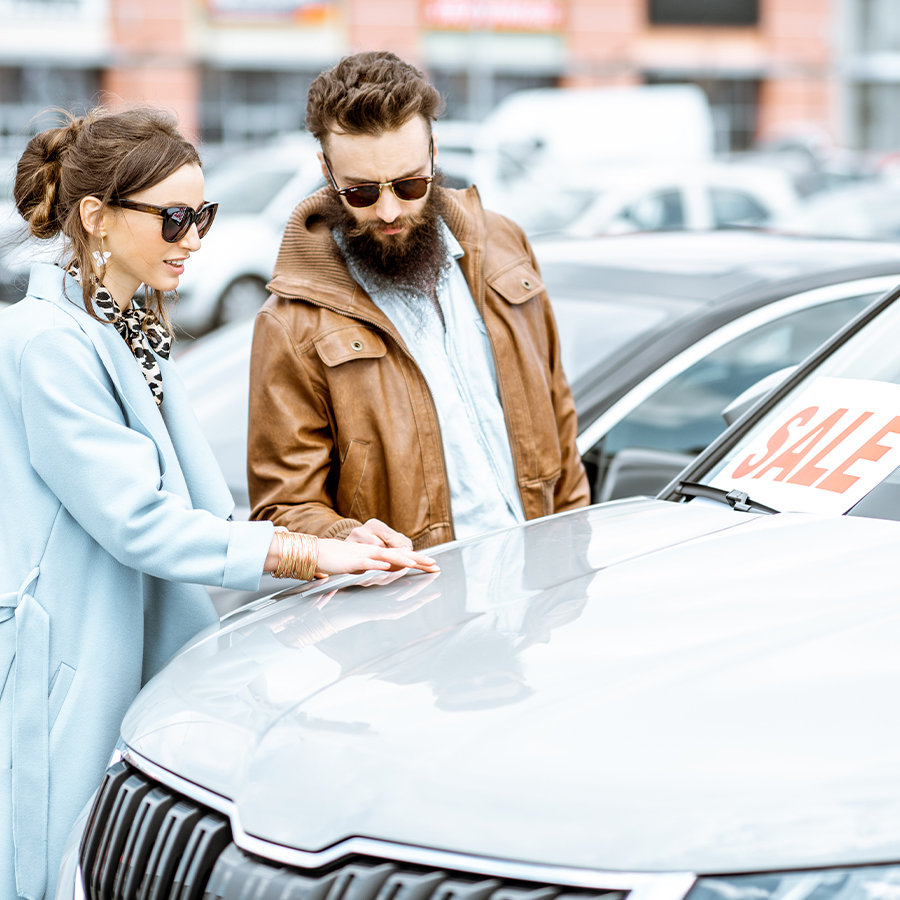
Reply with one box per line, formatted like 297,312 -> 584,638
315,538 -> 439,577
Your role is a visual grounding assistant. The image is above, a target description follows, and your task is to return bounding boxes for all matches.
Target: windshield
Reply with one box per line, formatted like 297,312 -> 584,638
698,292 -> 900,518
543,262 -> 680,382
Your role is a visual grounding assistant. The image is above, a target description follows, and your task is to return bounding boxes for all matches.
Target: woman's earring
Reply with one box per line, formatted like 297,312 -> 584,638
92,247 -> 111,267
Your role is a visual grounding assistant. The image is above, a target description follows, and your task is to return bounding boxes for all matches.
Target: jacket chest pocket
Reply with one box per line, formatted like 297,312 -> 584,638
486,261 -> 545,305
314,326 -> 386,366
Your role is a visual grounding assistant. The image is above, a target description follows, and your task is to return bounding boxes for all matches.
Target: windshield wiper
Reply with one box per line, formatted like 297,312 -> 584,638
674,481 -> 779,515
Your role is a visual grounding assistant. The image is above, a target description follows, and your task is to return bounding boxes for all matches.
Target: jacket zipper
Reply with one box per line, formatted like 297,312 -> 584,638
279,294 -> 457,539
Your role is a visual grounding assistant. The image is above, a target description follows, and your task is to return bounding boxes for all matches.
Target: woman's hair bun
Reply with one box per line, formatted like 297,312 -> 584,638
14,111 -> 88,239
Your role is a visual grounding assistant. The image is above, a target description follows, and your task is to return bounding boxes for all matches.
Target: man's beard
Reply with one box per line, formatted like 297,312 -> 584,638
321,178 -> 451,317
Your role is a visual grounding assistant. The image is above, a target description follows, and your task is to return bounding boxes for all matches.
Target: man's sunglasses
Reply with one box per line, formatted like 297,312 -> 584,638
110,199 -> 219,242
323,140 -> 434,209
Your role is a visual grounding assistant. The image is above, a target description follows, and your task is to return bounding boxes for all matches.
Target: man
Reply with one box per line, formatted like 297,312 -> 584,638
248,51 -> 588,550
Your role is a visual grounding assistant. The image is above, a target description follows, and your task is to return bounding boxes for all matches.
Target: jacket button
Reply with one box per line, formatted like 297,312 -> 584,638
351,340 -> 363,351
522,278 -> 532,289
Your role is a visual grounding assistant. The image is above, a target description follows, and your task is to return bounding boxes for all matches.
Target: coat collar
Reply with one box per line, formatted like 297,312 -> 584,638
28,263 -> 165,435
25,263 -> 235,519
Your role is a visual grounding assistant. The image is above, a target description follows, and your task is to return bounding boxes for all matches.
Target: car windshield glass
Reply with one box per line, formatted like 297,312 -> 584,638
543,263 -> 676,382
550,294 -> 670,383
697,292 -> 900,518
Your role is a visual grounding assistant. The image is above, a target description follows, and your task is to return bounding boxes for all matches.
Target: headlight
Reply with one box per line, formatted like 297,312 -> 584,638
688,866 -> 900,900
106,736 -> 128,768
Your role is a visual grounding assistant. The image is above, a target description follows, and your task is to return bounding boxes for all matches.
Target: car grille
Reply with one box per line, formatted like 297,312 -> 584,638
79,760 -> 231,899
80,760 -> 626,900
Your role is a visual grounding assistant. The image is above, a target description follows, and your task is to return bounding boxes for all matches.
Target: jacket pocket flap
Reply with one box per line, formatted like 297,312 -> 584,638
487,262 -> 545,305
315,327 -> 387,367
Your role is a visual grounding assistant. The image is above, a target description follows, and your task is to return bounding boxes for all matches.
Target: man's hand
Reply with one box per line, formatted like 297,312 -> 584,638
345,517 -> 414,549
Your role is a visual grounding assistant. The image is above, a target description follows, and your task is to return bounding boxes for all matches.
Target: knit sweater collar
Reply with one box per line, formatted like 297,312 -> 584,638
267,185 -> 486,313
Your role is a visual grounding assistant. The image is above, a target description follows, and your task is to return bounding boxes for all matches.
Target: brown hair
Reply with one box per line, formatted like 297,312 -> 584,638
306,51 -> 444,147
14,105 -> 201,324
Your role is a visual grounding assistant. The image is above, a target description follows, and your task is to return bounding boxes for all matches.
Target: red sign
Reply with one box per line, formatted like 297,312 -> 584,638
710,377 -> 900,514
422,0 -> 566,31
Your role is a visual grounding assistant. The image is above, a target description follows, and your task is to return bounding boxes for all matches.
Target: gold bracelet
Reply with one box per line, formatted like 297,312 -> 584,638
272,532 -> 319,581
273,529 -> 292,579
297,533 -> 319,582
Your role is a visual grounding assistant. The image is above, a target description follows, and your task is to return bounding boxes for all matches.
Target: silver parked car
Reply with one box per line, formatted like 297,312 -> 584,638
58,272 -> 900,898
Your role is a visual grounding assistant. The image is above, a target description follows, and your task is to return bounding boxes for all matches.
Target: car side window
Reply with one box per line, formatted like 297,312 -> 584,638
614,190 -> 685,231
584,292 -> 879,502
711,188 -> 769,227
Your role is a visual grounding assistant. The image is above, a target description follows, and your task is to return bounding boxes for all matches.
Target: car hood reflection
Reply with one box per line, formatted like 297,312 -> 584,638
121,497 -> 900,875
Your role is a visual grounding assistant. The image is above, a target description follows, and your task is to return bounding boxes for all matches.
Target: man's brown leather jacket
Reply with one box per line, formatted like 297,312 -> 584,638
248,186 -> 589,549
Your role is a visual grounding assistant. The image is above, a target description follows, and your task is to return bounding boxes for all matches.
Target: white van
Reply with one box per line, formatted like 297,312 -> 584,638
481,83 -> 715,170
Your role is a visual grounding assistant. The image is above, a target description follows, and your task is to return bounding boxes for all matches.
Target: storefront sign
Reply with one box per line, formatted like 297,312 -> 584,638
207,0 -> 330,21
709,377 -> 900,514
422,0 -> 566,31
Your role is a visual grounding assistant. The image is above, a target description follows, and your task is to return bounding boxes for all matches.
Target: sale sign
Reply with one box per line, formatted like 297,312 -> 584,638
709,377 -> 900,514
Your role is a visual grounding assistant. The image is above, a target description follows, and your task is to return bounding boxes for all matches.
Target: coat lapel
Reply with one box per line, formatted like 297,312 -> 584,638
27,264 -> 235,519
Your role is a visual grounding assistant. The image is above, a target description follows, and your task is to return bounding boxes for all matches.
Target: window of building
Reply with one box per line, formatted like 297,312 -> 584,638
649,0 -> 758,26
856,83 -> 900,151
645,75 -> 759,152
0,66 -> 99,150
429,69 -> 557,120
199,68 -> 315,145
857,0 -> 900,53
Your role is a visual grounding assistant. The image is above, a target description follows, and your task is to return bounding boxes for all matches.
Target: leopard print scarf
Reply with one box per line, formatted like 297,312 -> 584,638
64,262 -> 172,407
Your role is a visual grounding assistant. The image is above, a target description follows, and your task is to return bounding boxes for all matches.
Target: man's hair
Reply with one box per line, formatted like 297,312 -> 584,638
306,51 -> 444,145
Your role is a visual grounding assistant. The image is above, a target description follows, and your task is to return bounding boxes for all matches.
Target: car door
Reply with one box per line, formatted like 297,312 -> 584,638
576,277 -> 897,503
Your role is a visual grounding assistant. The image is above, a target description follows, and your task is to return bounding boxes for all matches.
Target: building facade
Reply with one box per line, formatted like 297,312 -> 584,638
0,0 -> 895,155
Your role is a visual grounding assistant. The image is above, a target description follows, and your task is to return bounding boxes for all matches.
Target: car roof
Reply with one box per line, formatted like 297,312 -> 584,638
534,230 -> 900,300
535,231 -> 900,421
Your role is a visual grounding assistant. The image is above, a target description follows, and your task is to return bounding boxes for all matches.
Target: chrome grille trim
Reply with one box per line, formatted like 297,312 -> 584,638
122,748 -> 697,900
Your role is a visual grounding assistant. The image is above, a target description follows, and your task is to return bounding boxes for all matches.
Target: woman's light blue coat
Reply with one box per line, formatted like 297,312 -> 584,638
0,264 -> 274,900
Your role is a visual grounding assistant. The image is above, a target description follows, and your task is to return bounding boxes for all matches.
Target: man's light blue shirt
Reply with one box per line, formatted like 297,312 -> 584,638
337,222 -> 525,540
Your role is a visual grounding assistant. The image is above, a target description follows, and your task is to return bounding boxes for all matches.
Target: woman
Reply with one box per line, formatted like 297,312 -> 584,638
0,106 -> 438,900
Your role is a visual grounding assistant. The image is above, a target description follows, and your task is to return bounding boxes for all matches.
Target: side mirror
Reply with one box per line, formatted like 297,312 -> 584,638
721,365 -> 797,427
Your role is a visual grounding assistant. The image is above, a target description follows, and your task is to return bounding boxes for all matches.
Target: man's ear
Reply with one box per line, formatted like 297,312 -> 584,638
79,196 -> 106,238
317,151 -> 332,188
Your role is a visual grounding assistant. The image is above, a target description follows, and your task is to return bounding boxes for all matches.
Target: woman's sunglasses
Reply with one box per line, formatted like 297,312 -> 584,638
111,199 -> 219,242
323,140 -> 434,209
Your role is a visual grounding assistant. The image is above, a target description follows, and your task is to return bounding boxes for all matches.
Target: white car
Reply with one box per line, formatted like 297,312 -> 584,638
772,179 -> 900,242
171,133 -> 325,335
557,162 -> 799,237
58,267 -> 900,900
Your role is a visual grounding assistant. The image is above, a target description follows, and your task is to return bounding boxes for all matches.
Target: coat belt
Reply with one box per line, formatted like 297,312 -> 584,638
1,568 -> 49,900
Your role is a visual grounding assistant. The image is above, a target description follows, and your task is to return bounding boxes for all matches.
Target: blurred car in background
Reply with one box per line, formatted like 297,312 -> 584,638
0,152 -> 27,306
171,132 -> 324,335
555,162 -> 799,238
771,179 -> 900,242
59,272 -> 900,900
176,230 -> 900,567
479,84 -> 715,174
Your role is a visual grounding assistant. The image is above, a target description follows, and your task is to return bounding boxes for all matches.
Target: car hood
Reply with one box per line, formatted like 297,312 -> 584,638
122,498 -> 900,875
